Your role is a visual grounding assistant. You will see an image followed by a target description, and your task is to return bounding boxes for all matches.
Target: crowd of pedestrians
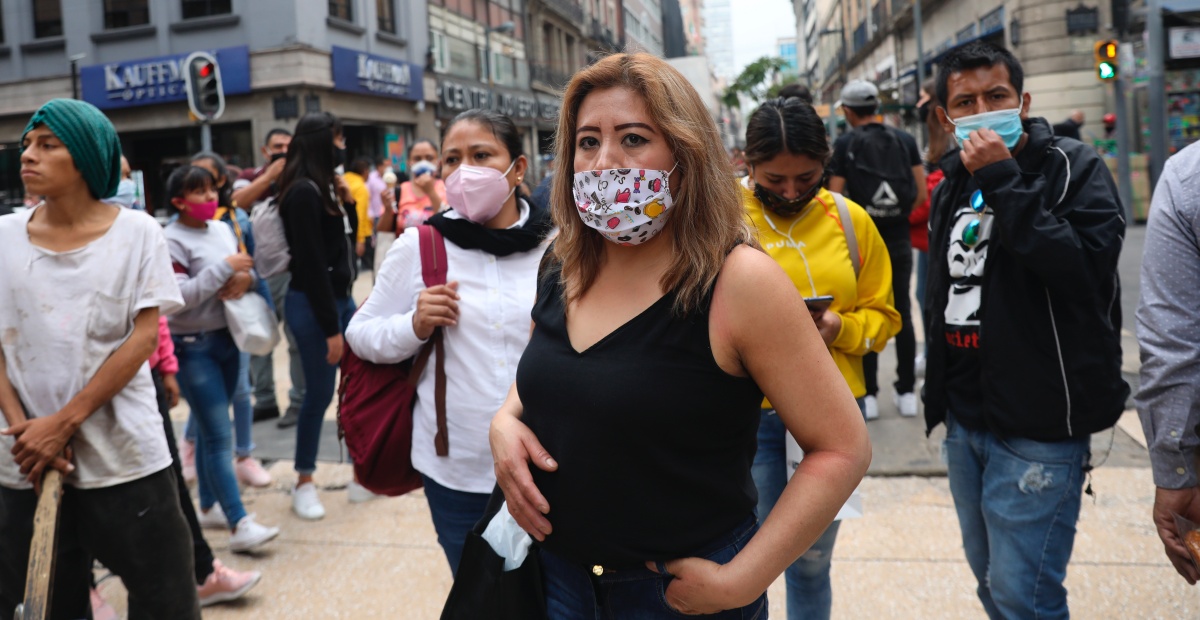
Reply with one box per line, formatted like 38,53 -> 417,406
0,38 -> 1197,620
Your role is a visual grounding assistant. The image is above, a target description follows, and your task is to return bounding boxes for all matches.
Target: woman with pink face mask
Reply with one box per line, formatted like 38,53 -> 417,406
164,165 -> 281,553
346,109 -> 554,576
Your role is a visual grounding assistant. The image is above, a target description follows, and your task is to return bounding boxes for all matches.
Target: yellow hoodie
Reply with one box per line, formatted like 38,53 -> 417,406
742,182 -> 901,401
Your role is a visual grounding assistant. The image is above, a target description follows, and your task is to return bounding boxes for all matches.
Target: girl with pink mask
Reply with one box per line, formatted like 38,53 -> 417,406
164,165 -> 281,553
345,109 -> 554,575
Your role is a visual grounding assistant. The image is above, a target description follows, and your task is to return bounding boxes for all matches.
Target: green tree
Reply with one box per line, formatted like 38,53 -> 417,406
721,56 -> 791,110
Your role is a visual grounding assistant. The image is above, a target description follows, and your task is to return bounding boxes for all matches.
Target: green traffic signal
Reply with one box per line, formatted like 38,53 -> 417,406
1098,61 -> 1117,80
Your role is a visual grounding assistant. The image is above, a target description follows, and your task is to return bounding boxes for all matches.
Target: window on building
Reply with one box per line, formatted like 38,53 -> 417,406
32,0 -> 62,38
329,0 -> 352,21
104,0 -> 150,29
0,5 -> 6,43
377,0 -> 396,33
181,0 -> 231,19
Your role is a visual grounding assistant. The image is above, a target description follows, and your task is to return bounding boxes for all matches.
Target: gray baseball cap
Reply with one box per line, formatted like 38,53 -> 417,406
839,80 -> 879,107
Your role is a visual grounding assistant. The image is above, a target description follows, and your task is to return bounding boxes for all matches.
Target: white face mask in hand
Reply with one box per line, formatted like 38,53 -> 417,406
572,165 -> 677,246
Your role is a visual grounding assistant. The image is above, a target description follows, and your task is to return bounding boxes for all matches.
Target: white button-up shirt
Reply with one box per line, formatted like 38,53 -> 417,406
345,202 -> 547,493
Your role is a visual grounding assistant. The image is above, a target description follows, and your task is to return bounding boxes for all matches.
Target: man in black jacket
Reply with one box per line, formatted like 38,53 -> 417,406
925,41 -> 1128,619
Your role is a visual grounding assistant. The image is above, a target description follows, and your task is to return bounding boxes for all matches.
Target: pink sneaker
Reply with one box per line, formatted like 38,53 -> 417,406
197,559 -> 262,607
181,439 -> 197,484
236,457 -> 272,487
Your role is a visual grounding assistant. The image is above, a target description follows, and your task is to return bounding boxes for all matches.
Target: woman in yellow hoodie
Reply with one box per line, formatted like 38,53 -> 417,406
744,95 -> 900,620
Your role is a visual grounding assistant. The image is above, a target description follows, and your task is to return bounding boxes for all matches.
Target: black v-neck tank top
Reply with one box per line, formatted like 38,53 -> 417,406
516,263 -> 764,568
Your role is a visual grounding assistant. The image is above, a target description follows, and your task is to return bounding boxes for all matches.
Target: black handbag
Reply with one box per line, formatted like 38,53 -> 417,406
440,487 -> 547,620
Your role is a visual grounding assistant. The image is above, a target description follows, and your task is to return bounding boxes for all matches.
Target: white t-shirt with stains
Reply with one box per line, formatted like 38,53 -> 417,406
0,206 -> 183,490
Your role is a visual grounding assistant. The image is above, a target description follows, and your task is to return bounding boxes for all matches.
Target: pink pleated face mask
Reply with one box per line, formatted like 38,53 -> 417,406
444,160 -> 517,223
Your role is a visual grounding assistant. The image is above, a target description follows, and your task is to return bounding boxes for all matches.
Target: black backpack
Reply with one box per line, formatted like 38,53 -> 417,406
842,125 -> 918,222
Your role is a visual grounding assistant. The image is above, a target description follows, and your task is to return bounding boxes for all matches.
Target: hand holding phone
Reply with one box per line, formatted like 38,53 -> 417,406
803,295 -> 834,313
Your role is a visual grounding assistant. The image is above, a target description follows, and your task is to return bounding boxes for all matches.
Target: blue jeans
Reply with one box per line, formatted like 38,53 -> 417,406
752,408 -> 846,620
173,330 -> 248,528
185,350 -> 255,458
943,414 -> 1091,620
285,289 -> 355,476
542,517 -> 767,619
420,475 -> 491,576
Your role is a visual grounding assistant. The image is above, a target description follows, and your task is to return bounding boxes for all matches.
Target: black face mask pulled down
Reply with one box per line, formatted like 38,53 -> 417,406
754,180 -> 822,217
334,147 -> 347,168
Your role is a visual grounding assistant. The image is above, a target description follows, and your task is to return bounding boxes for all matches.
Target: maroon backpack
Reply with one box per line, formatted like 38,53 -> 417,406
337,225 -> 448,496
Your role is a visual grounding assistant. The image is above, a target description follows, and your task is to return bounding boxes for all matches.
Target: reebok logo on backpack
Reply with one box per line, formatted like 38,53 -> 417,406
843,126 -> 917,222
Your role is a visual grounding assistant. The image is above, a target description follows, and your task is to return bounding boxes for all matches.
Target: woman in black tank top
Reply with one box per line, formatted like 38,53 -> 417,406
488,54 -> 872,619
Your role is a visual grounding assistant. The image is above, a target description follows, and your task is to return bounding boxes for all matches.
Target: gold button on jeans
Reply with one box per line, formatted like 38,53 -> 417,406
592,565 -> 604,576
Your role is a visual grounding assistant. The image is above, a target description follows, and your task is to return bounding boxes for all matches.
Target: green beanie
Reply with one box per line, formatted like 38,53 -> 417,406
22,99 -> 123,200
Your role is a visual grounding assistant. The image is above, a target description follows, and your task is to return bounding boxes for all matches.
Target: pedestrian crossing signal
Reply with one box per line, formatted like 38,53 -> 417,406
1094,40 -> 1119,81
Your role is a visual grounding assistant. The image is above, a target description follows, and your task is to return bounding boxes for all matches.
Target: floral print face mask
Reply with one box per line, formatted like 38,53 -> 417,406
572,165 -> 677,246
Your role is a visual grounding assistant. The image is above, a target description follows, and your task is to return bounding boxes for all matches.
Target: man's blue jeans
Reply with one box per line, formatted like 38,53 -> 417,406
420,475 -> 491,576
173,329 -> 248,528
285,289 -> 355,476
943,414 -> 1091,620
752,408 -> 846,620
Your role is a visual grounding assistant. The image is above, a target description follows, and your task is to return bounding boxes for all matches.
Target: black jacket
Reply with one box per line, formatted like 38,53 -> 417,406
923,118 -> 1129,441
280,179 -> 358,337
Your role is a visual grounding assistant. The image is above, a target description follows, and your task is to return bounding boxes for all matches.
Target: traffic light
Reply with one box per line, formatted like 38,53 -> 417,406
184,51 -> 224,120
1094,39 -> 1119,81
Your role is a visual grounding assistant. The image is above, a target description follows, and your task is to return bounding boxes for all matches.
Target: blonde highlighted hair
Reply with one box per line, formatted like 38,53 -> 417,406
550,53 -> 755,315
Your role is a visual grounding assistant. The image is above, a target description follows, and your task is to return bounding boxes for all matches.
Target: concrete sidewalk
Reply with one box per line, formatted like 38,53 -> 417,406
94,462 -> 1199,619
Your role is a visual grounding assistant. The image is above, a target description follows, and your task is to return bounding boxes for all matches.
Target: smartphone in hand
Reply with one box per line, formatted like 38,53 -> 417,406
804,295 -> 834,313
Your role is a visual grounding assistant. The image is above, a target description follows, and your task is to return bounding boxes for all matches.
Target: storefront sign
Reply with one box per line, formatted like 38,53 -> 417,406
437,78 -> 539,122
331,46 -> 424,101
1170,27 -> 1200,60
80,46 -> 251,110
536,94 -> 561,124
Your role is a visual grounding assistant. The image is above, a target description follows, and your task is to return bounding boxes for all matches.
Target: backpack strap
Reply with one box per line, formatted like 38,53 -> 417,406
830,192 -> 861,280
413,224 -> 450,456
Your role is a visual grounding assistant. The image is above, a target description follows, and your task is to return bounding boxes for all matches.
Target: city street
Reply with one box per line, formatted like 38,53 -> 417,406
85,226 -> 1199,619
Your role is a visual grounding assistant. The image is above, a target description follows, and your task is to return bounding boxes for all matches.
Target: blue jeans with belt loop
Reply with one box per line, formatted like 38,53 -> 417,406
942,413 -> 1091,620
541,517 -> 768,619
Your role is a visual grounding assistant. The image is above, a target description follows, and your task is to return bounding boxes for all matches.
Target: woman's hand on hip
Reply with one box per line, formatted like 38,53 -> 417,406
413,281 -> 460,340
490,410 -> 557,541
649,557 -> 757,616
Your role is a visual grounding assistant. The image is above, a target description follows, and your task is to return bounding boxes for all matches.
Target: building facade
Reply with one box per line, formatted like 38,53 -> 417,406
701,0 -> 732,78
624,0 -> 664,55
0,0 -> 434,209
679,0 -> 706,56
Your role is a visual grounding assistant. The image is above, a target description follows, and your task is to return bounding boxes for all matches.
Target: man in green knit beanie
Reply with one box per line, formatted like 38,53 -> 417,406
0,98 -> 201,618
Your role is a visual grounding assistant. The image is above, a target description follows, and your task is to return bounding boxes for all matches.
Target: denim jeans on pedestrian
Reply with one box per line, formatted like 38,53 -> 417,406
865,233 -> 916,396
250,271 -> 305,412
184,350 -> 255,458
173,329 -> 248,528
915,250 -> 928,356
420,474 -> 491,576
541,516 -> 767,619
0,468 -> 200,619
285,289 -> 355,476
752,408 -> 852,620
942,413 -> 1091,620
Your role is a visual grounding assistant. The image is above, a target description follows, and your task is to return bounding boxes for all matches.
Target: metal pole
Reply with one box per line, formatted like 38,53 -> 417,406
914,0 -> 925,149
1114,62 -> 1134,223
70,59 -> 79,100
1147,0 -> 1167,189
485,28 -> 494,109
200,121 -> 212,153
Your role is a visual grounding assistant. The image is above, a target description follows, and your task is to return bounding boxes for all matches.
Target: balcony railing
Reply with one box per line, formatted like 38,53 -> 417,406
544,0 -> 584,24
531,63 -> 573,90
588,18 -> 621,51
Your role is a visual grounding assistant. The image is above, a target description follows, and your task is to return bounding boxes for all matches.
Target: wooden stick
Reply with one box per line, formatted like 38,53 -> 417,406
18,469 -> 64,620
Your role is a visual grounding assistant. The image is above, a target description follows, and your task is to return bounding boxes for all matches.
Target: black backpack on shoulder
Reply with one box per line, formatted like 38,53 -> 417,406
842,125 -> 918,223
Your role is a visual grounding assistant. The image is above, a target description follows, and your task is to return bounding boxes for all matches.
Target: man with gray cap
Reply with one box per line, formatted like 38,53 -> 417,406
829,79 -> 926,420
0,99 -> 200,618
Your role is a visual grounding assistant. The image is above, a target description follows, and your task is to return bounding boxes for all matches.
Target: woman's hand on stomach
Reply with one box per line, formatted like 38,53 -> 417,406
490,404 -> 557,541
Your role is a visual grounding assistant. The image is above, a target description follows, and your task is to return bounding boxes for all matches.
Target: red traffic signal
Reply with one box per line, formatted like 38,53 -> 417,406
183,52 -> 224,120
198,63 -> 213,78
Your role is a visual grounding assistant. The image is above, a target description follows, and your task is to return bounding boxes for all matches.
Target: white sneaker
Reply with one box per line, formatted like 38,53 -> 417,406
895,392 -> 919,417
229,514 -> 280,552
915,354 -> 927,379
863,395 -> 880,421
347,480 -> 383,504
292,482 -> 325,520
198,503 -> 228,530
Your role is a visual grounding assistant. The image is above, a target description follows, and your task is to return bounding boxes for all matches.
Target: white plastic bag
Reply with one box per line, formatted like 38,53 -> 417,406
223,291 -> 280,356
481,501 -> 533,571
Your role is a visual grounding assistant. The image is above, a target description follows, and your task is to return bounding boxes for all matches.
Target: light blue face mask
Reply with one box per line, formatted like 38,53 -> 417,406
950,107 -> 1024,149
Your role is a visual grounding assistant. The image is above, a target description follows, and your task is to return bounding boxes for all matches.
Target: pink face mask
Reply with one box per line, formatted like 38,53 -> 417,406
182,199 -> 219,221
444,160 -> 517,223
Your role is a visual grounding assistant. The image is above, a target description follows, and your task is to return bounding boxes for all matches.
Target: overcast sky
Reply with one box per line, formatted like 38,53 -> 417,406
730,0 -> 799,76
